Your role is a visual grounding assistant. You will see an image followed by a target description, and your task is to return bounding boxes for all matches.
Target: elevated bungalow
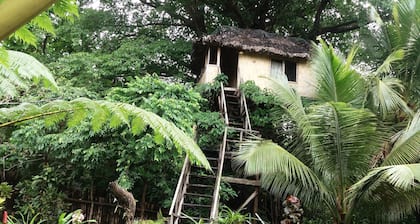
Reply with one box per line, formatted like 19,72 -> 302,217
194,26 -> 315,97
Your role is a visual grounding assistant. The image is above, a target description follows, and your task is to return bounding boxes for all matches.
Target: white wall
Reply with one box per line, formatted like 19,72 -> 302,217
237,52 -> 315,97
198,50 -> 316,97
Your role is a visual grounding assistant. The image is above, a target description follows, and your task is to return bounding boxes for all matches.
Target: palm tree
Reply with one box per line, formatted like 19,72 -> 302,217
366,0 -> 420,106
233,40 -> 419,223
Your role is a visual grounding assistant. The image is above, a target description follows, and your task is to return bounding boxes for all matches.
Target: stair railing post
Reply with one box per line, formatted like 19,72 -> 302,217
220,83 -> 229,125
240,91 -> 252,130
169,156 -> 190,223
210,127 -> 228,223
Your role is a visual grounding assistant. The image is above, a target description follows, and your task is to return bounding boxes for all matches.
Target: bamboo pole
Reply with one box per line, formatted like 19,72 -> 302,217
0,0 -> 57,41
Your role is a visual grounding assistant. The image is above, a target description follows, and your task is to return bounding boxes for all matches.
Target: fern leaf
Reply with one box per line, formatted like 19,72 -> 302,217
0,99 -> 211,170
10,25 -> 37,46
52,0 -> 79,22
67,107 -> 88,128
90,102 -> 110,132
30,12 -> 56,36
0,46 -> 7,67
131,116 -> 146,135
8,50 -> 58,90
153,132 -> 165,145
102,102 -> 130,128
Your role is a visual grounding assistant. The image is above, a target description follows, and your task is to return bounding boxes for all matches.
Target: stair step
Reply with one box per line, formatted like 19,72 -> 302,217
179,215 -> 210,221
183,203 -> 211,208
225,94 -> 239,98
226,139 -> 243,143
224,87 -> 238,92
185,192 -> 213,198
190,173 -> 216,178
187,183 -> 214,188
192,164 -> 218,170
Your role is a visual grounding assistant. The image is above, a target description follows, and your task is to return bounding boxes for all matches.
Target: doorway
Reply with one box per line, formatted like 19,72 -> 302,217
220,47 -> 239,88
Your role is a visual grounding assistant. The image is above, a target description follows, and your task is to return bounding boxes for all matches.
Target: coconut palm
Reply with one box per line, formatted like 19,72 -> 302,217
366,0 -> 420,106
233,40 -> 420,224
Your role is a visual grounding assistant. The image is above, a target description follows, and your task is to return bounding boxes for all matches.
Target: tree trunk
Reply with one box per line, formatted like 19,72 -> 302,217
140,183 -> 147,220
0,0 -> 56,41
415,208 -> 420,224
109,181 -> 136,224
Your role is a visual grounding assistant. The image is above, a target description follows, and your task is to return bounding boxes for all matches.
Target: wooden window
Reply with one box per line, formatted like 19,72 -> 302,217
209,47 -> 218,64
285,61 -> 297,82
270,59 -> 297,82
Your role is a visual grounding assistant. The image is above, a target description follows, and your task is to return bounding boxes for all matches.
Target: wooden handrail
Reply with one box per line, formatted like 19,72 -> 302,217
240,92 -> 252,130
169,156 -> 190,223
220,83 -> 229,125
209,127 -> 228,222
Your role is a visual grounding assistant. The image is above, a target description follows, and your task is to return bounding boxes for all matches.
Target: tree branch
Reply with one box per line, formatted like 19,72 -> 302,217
309,0 -> 331,40
318,20 -> 360,35
0,109 -> 72,128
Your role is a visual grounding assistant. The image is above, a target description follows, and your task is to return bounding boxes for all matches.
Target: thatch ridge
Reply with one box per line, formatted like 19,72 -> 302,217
199,26 -> 310,59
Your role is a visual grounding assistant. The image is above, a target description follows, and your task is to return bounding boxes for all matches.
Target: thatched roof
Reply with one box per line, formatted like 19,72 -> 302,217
199,26 -> 311,60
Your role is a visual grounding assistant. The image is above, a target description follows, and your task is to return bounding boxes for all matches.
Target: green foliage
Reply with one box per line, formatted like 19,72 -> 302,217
0,50 -> 57,99
6,209 -> 96,224
134,211 -> 166,224
234,40 -> 419,223
218,206 -> 249,224
0,182 -> 13,199
194,111 -> 224,148
1,76 -> 211,212
48,38 -> 193,94
7,212 -> 45,224
362,0 -> 420,107
57,209 -> 96,224
14,167 -> 69,222
195,73 -> 228,110
6,0 -> 78,46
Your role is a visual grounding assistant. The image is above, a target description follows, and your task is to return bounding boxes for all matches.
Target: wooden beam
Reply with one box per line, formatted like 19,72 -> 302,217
238,190 -> 258,211
0,0 -> 57,41
222,176 -> 261,186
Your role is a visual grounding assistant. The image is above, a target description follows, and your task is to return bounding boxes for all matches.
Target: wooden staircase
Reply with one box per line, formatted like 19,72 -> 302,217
169,84 -> 260,224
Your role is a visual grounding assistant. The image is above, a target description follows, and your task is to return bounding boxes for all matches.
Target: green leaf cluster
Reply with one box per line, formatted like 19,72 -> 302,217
234,37 -> 419,224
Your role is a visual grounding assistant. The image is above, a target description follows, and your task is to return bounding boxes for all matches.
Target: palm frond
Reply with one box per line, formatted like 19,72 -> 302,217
393,0 -> 419,45
345,163 -> 420,223
366,76 -> 412,119
373,49 -> 404,76
233,140 -> 329,205
382,111 -> 420,165
404,21 -> 420,88
308,102 -> 382,189
311,40 -> 365,106
0,99 -> 211,170
266,76 -> 312,141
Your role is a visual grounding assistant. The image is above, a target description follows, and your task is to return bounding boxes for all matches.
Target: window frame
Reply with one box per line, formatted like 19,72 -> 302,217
270,59 -> 297,83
